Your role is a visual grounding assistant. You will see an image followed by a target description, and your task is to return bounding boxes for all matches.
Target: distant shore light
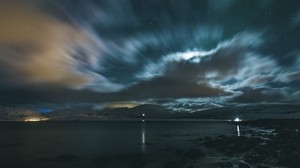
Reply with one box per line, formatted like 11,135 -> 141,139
234,117 -> 242,122
24,117 -> 48,122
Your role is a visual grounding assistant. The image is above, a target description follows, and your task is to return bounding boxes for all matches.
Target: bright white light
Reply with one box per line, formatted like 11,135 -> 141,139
142,113 -> 145,117
234,117 -> 242,122
24,117 -> 48,122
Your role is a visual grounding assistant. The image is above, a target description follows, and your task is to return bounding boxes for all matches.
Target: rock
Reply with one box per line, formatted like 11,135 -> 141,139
175,149 -> 183,157
185,165 -> 194,168
218,162 -> 233,168
193,138 -> 204,142
178,158 -> 189,166
198,119 -> 300,168
243,151 -> 265,164
278,152 -> 300,168
164,161 -> 181,168
162,147 -> 173,152
183,149 -> 205,160
238,163 -> 250,168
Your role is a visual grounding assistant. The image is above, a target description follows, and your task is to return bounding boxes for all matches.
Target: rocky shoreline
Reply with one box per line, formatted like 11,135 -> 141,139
190,119 -> 300,168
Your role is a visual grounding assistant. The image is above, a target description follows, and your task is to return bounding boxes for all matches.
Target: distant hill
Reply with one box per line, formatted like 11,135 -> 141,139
45,104 -> 183,121
45,108 -> 101,121
44,104 -> 300,121
2,104 -> 299,121
0,105 -> 46,121
184,104 -> 300,120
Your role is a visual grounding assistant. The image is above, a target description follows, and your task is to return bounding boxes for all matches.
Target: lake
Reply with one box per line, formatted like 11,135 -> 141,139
0,121 -> 248,168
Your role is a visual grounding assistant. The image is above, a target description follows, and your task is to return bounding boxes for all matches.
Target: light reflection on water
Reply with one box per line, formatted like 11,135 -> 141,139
237,125 -> 240,136
141,122 -> 146,153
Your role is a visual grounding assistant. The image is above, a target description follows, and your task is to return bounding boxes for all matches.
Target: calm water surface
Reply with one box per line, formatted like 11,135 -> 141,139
0,121 -> 246,168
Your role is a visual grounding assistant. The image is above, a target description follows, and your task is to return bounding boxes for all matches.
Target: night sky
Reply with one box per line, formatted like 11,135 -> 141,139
0,0 -> 299,111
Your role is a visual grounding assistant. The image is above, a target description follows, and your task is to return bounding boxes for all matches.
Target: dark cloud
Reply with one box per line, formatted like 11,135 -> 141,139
285,71 -> 300,82
230,87 -> 285,103
0,0 -> 299,107
0,78 -> 229,105
136,32 -> 263,80
122,77 -> 231,99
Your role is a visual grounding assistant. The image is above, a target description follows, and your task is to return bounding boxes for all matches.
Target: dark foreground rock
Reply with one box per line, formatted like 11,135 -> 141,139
164,161 -> 181,168
183,149 -> 205,160
202,136 -> 264,157
198,119 -> 300,168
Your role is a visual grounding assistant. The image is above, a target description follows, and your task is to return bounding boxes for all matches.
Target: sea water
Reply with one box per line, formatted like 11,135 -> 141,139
0,121 -> 243,168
